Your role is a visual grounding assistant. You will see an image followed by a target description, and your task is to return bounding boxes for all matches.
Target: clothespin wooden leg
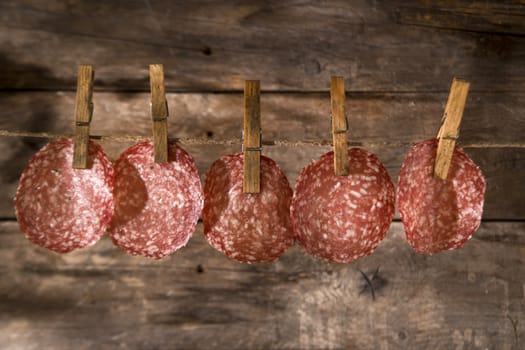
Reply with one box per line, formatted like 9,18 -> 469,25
149,64 -> 169,163
243,80 -> 261,193
73,65 -> 94,169
331,76 -> 349,176
434,78 -> 470,180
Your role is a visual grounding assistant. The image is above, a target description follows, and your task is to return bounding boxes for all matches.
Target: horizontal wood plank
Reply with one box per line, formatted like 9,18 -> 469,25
396,1 -> 525,36
0,1 -> 524,92
0,91 -> 523,219
0,221 -> 523,350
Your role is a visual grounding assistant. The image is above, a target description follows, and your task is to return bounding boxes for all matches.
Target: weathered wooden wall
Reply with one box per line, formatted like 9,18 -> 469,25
1,222 -> 524,349
0,1 -> 524,349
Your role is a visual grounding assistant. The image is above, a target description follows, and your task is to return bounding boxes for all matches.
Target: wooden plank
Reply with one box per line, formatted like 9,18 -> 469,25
0,91 -> 523,219
0,220 -> 523,349
243,80 -> 261,193
0,1 -> 524,92
395,1 -> 525,36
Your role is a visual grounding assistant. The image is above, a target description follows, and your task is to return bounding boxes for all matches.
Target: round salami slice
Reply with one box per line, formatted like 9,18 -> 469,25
202,153 -> 294,263
397,138 -> 485,254
291,149 -> 395,263
109,141 -> 203,259
14,138 -> 114,253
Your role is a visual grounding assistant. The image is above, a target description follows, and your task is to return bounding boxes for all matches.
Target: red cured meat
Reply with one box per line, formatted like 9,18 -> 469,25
291,149 -> 395,263
397,138 -> 485,254
109,141 -> 203,259
14,138 -> 114,253
203,153 -> 294,263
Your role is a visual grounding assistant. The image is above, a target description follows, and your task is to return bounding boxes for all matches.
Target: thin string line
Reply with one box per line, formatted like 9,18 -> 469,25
0,129 -> 523,148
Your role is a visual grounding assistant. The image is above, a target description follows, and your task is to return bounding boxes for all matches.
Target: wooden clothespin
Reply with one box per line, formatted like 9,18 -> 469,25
243,80 -> 261,193
73,65 -> 94,169
434,78 -> 470,180
330,76 -> 349,176
149,64 -> 169,163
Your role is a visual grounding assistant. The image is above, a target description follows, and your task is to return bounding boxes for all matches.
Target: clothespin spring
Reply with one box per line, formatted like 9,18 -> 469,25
241,129 -> 262,152
330,113 -> 349,135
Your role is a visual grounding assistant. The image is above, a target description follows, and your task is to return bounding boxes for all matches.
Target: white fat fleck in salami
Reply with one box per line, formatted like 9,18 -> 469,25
202,153 -> 294,263
397,138 -> 485,254
109,141 -> 203,259
14,138 -> 114,253
291,148 -> 395,263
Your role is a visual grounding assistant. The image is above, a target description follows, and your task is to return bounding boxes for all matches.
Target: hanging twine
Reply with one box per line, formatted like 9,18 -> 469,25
0,129 -> 523,148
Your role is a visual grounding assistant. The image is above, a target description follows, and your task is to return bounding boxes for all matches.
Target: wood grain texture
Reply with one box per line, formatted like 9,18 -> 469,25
395,1 -> 525,36
435,78 -> 470,180
0,220 -> 523,350
243,80 -> 261,193
0,1 -> 522,349
72,65 -> 94,169
0,1 -> 524,92
149,64 -> 169,163
330,76 -> 349,176
1,91 -> 523,219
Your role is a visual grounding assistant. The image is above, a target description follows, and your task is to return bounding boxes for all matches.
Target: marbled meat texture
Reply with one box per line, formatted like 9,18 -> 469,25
397,138 -> 485,254
109,141 -> 203,259
291,149 -> 395,263
203,153 -> 294,263
14,138 -> 114,253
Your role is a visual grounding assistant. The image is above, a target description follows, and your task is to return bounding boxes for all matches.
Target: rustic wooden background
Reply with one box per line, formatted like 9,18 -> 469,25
0,1 -> 524,349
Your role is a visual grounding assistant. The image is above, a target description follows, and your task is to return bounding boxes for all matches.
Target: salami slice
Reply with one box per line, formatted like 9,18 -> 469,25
202,153 -> 294,263
291,149 -> 395,263
109,141 -> 203,259
14,138 -> 114,253
397,138 -> 485,254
